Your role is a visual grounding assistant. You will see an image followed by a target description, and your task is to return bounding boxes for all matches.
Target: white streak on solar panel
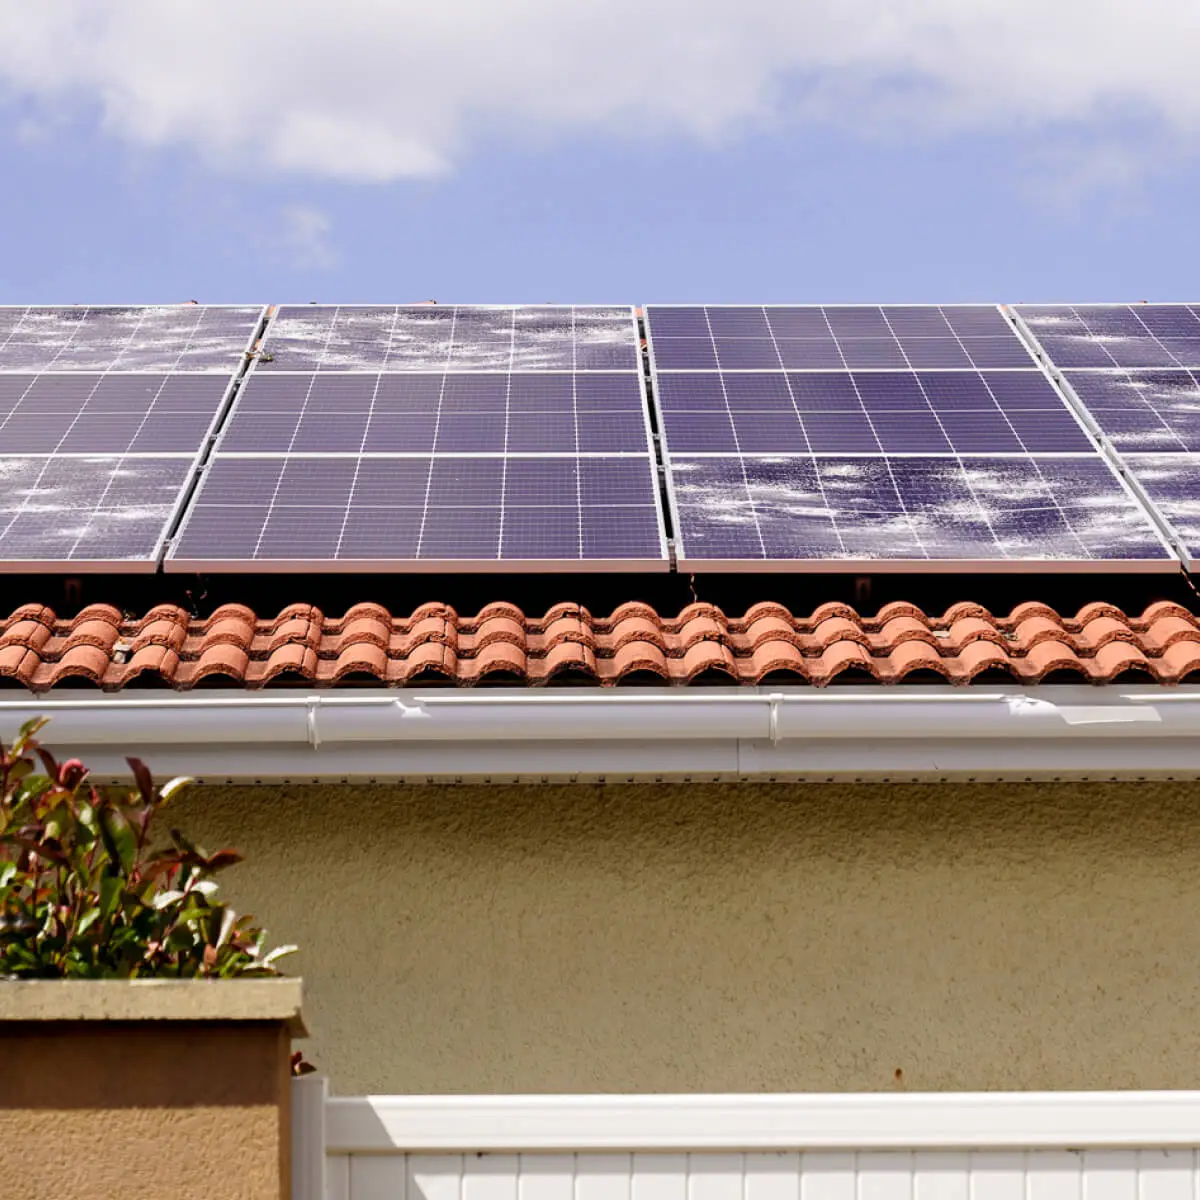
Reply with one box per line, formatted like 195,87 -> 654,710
671,460 -> 787,522
0,306 -> 259,373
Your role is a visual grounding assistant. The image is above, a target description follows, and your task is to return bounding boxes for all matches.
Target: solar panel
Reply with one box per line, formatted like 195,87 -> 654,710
655,370 -> 1092,454
670,455 -> 1167,568
648,304 -> 1036,370
169,455 -> 663,570
0,456 -> 196,569
1011,305 -> 1200,570
167,305 -> 668,571
1015,304 -> 1200,369
0,306 -> 264,571
0,305 -> 264,372
219,372 -> 649,454
256,304 -> 639,371
646,304 -> 1175,572
1112,456 -> 1200,569
1059,370 -> 1200,453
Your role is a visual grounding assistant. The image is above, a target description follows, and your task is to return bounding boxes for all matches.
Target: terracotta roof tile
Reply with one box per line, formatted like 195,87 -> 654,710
0,602 -> 1198,692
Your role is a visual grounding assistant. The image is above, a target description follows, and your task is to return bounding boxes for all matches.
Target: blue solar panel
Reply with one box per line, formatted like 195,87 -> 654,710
1062,370 -> 1200,453
646,305 -> 1173,571
256,305 -> 639,372
647,305 -> 1035,372
0,306 -> 263,570
0,374 -> 232,454
655,370 -> 1092,455
670,455 -> 1172,569
1016,305 -> 1200,370
1116,456 -> 1200,570
218,372 -> 649,455
0,306 -> 263,373
168,304 -> 667,570
1013,307 -> 1200,570
168,455 -> 665,570
0,455 -> 193,570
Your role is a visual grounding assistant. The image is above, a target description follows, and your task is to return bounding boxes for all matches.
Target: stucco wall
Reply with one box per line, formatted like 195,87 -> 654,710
173,781 -> 1200,1096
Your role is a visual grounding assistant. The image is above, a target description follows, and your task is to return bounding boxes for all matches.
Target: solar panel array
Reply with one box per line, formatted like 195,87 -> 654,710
1015,304 -> 1200,570
646,305 -> 1174,571
0,306 -> 262,570
5,298 -> 1200,578
167,306 -> 667,571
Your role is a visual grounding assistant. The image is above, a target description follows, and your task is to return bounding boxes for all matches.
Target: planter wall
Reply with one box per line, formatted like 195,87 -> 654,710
0,978 -> 305,1200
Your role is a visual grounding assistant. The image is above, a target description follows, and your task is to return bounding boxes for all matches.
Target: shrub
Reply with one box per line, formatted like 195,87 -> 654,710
0,718 -> 296,979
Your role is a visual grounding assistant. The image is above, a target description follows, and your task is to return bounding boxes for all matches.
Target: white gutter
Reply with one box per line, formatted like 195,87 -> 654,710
0,685 -> 1198,783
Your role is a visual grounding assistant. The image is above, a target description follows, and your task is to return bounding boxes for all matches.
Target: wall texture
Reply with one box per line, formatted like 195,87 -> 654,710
173,781 -> 1200,1096
0,1021 -> 291,1200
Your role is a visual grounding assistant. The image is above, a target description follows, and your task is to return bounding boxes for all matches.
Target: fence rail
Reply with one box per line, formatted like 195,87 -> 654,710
292,1086 -> 1200,1200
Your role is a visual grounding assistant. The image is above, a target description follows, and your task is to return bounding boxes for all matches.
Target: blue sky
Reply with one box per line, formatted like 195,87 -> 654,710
1,2 -> 1197,305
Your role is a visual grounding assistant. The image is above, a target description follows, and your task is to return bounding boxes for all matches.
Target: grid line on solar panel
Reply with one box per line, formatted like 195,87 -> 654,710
666,454 -> 1173,571
218,371 -> 652,455
653,369 -> 1094,456
0,373 -> 236,455
165,453 -> 668,571
644,305 -> 1037,372
0,454 -> 195,571
254,305 -> 641,372
0,306 -> 264,373
1059,369 -> 1200,454
1015,304 -> 1200,370
1116,454 -> 1200,570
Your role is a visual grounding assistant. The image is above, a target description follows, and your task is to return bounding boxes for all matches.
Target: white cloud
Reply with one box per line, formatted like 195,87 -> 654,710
272,205 -> 339,271
0,2 -> 1197,181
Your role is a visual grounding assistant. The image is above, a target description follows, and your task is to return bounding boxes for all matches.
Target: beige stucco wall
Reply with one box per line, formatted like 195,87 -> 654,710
173,780 -> 1200,1096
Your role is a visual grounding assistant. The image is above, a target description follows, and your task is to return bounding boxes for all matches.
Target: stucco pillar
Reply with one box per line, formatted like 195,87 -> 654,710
0,979 -> 305,1200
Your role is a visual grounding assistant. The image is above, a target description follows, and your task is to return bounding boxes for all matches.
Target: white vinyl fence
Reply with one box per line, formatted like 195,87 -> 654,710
292,1083 -> 1200,1200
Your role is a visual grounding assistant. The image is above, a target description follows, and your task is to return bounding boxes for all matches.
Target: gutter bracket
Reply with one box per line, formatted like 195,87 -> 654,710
306,696 -> 321,749
768,693 -> 783,745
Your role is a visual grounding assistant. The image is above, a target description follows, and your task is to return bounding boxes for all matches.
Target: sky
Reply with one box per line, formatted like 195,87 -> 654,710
0,1 -> 1198,305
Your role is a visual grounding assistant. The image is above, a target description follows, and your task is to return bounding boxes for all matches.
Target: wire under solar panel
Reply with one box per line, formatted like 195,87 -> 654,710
256,305 -> 640,371
1015,304 -> 1200,370
669,455 -> 1173,571
0,306 -> 264,373
646,304 -> 1036,371
168,455 -> 666,571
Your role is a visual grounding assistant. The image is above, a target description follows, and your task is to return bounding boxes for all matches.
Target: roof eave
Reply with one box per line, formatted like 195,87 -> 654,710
3,685 -> 1198,784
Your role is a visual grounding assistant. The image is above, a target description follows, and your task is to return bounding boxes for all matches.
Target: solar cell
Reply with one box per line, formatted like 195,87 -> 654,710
0,455 -> 193,571
646,305 -> 1036,372
655,370 -> 1092,455
670,455 -> 1172,570
1062,370 -> 1200,453
219,372 -> 649,455
0,306 -> 263,373
168,454 -> 665,571
256,305 -> 639,372
1116,456 -> 1200,570
0,374 -> 232,454
1015,304 -> 1200,370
